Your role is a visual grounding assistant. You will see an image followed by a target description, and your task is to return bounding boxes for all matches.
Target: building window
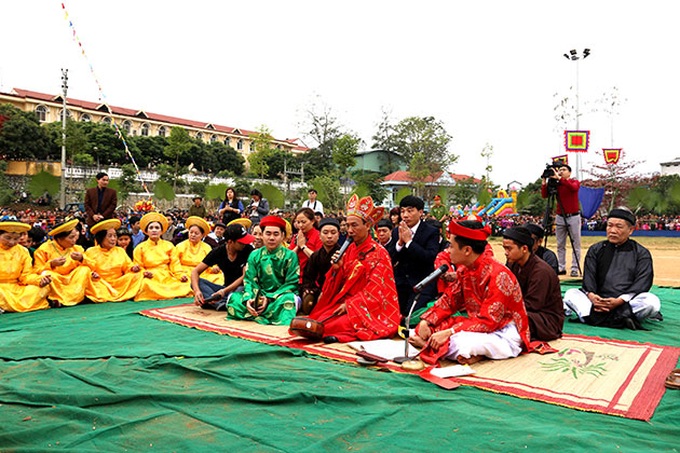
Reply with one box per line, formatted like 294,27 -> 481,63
35,105 -> 48,122
141,123 -> 150,136
224,137 -> 230,146
58,109 -> 72,120
81,113 -> 91,122
237,139 -> 244,151
122,120 -> 132,134
158,125 -> 166,137
210,134 -> 218,143
101,116 -> 112,125
196,132 -> 203,141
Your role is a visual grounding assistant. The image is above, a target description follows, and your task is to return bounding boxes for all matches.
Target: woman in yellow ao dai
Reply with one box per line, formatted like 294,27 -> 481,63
133,212 -> 192,301
0,222 -> 51,312
84,219 -> 143,302
175,216 -> 223,285
33,219 -> 92,307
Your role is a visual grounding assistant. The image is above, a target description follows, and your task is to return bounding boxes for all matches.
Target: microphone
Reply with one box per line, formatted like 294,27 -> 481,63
331,237 -> 354,263
413,264 -> 449,293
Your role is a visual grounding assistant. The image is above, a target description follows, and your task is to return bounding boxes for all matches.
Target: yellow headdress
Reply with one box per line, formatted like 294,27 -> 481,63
140,212 -> 169,235
90,218 -> 122,235
0,221 -> 31,234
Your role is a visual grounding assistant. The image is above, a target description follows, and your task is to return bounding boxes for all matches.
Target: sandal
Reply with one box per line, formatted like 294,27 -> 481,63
666,368 -> 680,390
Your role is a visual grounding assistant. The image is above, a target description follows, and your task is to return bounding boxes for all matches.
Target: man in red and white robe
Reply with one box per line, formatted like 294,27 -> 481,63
411,219 -> 532,365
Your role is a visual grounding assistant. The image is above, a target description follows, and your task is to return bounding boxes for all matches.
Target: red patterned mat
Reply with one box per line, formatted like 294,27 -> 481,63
140,304 -> 679,421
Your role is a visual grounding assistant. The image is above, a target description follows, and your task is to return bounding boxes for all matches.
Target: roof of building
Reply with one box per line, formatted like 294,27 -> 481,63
382,170 -> 481,184
7,88 -> 306,149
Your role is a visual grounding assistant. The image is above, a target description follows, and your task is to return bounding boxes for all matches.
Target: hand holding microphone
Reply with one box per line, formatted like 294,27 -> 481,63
331,237 -> 354,264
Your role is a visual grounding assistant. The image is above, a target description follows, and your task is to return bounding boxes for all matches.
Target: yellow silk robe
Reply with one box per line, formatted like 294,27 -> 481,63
0,244 -> 50,312
175,239 -> 223,285
84,245 -> 144,302
33,240 -> 92,306
133,239 -> 192,301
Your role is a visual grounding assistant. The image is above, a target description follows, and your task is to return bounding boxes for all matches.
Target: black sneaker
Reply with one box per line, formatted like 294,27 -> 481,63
558,270 -> 567,276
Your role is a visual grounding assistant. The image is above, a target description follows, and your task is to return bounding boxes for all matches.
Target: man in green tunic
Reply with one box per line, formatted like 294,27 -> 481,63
227,215 -> 300,325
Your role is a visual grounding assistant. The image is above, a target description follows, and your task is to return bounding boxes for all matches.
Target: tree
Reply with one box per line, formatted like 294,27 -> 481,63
627,174 -> 680,216
0,103 -> 52,159
156,163 -> 184,191
247,126 -> 276,179
298,100 -> 342,178
110,163 -> 138,203
351,171 -> 388,204
581,154 -> 645,213
130,135 -> 167,168
480,143 -> 494,190
375,116 -> 455,174
333,133 -> 361,198
164,127 -> 193,191
72,153 -> 95,167
516,179 -> 546,216
371,108 -> 393,151
248,150 -> 269,179
451,177 -> 481,207
408,152 -> 430,198
333,134 -> 360,173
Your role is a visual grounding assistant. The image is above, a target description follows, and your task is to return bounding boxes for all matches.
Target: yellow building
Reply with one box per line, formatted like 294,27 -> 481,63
0,88 -> 308,159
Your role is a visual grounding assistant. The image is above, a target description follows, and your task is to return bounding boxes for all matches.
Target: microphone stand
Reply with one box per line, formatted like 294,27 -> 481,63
393,292 -> 421,364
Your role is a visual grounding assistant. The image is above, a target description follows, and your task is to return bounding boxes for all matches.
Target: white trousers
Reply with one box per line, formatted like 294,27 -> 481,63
445,322 -> 523,361
563,288 -> 661,321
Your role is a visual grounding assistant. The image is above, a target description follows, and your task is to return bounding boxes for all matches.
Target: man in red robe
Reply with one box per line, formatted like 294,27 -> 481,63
410,219 -> 532,365
307,194 -> 400,343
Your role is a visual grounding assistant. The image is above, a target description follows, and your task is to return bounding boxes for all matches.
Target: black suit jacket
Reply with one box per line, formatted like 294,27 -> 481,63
387,221 -> 440,309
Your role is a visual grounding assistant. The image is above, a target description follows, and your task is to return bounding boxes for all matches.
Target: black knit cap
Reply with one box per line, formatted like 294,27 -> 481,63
318,217 -> 340,231
608,208 -> 636,226
502,226 -> 534,248
524,223 -> 545,239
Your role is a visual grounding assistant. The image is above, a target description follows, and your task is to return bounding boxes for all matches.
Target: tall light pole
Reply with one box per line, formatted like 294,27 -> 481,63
60,68 -> 69,209
562,48 -> 590,180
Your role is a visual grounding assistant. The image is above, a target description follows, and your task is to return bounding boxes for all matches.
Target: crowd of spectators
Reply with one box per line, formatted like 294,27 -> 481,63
3,203 -> 680,244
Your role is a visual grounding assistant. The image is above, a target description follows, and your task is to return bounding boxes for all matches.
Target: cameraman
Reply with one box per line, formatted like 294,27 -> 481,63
541,164 -> 581,277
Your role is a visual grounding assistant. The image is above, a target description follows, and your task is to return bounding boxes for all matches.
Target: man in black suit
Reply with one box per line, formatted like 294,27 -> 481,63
387,195 -> 441,318
84,172 -> 117,228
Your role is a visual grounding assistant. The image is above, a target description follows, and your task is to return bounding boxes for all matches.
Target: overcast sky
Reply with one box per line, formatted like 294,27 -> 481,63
2,1 -> 679,188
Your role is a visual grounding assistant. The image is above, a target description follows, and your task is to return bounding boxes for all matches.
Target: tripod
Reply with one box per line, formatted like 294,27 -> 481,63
542,183 -> 582,276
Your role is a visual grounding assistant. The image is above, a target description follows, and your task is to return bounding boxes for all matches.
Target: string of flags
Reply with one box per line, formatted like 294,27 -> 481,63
60,2 -> 151,196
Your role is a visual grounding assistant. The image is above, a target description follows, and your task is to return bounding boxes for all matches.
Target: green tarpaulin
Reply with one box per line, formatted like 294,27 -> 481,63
1,283 -> 679,452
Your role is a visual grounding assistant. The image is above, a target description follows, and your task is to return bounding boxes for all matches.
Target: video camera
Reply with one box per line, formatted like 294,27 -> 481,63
541,164 -> 559,194
541,163 -> 559,179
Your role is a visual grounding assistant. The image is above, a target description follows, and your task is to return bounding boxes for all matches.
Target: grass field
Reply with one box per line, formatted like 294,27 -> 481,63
488,235 -> 680,287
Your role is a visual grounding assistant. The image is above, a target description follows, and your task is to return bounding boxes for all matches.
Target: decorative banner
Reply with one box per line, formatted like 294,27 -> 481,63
552,154 -> 569,166
564,130 -> 590,153
603,148 -> 622,165
61,2 -> 151,196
